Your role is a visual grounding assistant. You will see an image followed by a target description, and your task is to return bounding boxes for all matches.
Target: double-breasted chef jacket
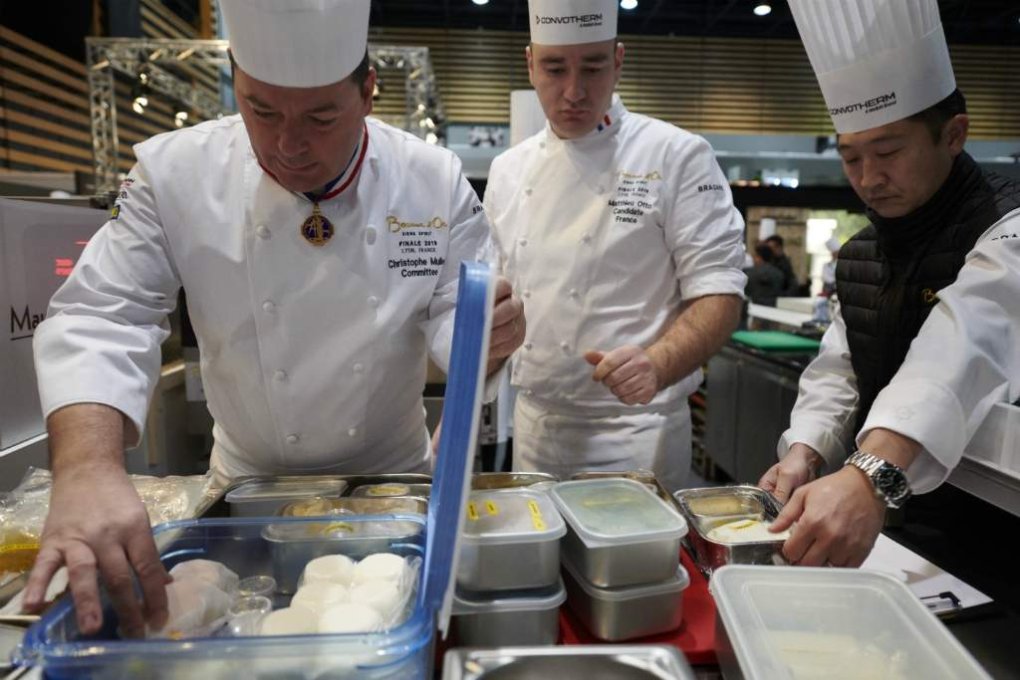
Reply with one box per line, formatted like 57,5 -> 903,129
34,115 -> 493,479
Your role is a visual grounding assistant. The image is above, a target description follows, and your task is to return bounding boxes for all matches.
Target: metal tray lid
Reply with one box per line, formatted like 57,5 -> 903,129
550,478 -> 688,547
225,478 -> 347,503
423,262 -> 494,638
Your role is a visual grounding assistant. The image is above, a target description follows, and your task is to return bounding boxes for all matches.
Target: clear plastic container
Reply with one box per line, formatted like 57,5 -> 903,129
550,479 -> 688,588
562,559 -> 688,642
226,479 -> 348,517
456,489 -> 566,592
711,565 -> 991,680
451,579 -> 566,647
15,517 -> 431,679
280,496 -> 427,518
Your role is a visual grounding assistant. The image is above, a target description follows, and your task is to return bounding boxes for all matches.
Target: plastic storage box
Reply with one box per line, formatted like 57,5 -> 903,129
711,565 -> 991,680
562,559 -> 689,641
550,478 -> 688,588
14,262 -> 496,680
456,488 -> 565,592
225,478 -> 347,517
451,579 -> 566,647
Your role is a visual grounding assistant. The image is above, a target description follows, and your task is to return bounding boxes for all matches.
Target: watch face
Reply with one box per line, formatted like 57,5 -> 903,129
875,466 -> 909,500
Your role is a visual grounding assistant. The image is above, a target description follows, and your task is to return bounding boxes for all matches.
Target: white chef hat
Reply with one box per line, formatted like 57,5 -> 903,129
220,0 -> 370,88
789,0 -> 956,134
528,0 -> 617,46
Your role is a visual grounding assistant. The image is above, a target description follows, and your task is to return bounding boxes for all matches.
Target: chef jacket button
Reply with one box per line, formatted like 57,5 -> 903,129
560,341 -> 570,351
569,288 -> 579,298
262,300 -> 276,313
525,188 -> 533,196
524,342 -> 533,351
518,238 -> 528,247
274,370 -> 287,381
581,234 -> 592,244
523,290 -> 531,298
353,362 -> 364,374
286,434 -> 300,445
539,142 -> 546,149
597,186 -> 605,194
524,389 -> 534,396
368,295 -> 380,308
347,427 -> 358,438
365,226 -> 377,245
256,224 -> 271,239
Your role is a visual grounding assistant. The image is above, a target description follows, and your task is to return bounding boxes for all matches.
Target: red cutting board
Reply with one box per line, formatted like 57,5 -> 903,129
559,550 -> 717,666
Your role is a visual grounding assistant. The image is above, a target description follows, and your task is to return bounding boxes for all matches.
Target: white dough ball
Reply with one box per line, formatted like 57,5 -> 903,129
291,582 -> 349,615
318,602 -> 383,634
349,580 -> 401,619
259,606 -> 317,636
303,554 -> 356,587
352,553 -> 406,585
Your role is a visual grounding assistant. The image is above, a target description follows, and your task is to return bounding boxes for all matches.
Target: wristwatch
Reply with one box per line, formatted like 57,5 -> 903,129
845,450 -> 912,509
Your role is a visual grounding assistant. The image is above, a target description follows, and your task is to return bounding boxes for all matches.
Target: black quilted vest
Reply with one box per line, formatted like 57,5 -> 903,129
836,152 -> 1020,431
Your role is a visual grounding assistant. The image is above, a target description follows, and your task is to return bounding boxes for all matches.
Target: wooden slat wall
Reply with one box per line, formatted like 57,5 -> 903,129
140,0 -> 220,94
1,26 -> 214,178
369,27 -> 1020,140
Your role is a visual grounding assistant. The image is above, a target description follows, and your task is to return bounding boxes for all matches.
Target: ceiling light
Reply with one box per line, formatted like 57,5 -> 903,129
426,132 -> 439,145
754,3 -> 772,16
131,95 -> 148,115
620,0 -> 638,9
471,0 -> 489,5
174,111 -> 189,128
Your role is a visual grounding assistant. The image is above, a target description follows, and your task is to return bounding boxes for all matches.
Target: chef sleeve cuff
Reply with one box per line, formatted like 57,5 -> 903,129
777,423 -> 851,472
680,267 -> 748,302
857,379 -> 966,494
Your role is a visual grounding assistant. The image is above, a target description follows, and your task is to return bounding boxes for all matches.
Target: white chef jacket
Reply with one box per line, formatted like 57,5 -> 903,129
33,115 -> 492,479
779,209 -> 1020,493
485,95 -> 747,413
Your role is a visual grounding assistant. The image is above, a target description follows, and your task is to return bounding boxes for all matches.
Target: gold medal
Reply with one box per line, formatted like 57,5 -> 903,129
300,203 -> 334,246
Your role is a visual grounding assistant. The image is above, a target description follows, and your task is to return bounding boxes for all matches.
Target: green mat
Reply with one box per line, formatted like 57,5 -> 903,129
731,330 -> 821,352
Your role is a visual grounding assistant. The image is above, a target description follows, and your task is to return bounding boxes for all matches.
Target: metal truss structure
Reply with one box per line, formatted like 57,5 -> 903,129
85,38 -> 444,195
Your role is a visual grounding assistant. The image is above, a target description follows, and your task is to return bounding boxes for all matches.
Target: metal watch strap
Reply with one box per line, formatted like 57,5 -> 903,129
845,450 -> 910,508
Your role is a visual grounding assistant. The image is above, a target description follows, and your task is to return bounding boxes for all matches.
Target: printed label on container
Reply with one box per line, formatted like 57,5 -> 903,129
485,501 -> 500,516
467,502 -> 480,521
528,500 -> 547,531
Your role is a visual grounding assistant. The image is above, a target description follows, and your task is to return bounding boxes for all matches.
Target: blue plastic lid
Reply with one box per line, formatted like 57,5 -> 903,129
422,261 -> 494,637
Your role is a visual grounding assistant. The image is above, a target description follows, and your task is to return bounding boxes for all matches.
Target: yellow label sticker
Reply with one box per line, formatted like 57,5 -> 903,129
485,501 -> 500,516
467,502 -> 479,521
527,500 -> 547,531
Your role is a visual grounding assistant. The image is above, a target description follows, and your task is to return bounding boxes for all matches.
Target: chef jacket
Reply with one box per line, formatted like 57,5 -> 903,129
779,210 -> 1020,492
34,115 -> 493,478
485,95 -> 747,413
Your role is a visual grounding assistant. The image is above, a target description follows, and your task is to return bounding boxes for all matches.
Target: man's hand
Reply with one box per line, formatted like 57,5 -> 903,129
23,464 -> 169,637
487,277 -> 524,375
21,404 -> 170,638
758,443 -> 824,503
770,466 -> 886,568
584,345 -> 662,406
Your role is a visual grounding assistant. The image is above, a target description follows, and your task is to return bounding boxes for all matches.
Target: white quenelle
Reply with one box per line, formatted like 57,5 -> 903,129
290,582 -> 350,615
352,553 -> 407,585
259,606 -> 318,636
348,580 -> 402,620
168,559 -> 240,594
318,602 -> 384,634
303,554 -> 356,587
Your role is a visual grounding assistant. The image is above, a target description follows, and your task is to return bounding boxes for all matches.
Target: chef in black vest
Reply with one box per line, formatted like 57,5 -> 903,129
758,0 -> 1020,567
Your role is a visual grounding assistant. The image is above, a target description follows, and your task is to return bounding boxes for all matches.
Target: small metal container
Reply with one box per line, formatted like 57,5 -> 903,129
550,479 -> 687,588
674,486 -> 786,577
261,518 -> 422,593
225,478 -> 347,517
471,472 -> 558,490
451,579 -> 565,647
279,496 -> 428,517
442,645 -> 696,680
349,483 -> 432,499
562,559 -> 689,642
457,489 -> 566,592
